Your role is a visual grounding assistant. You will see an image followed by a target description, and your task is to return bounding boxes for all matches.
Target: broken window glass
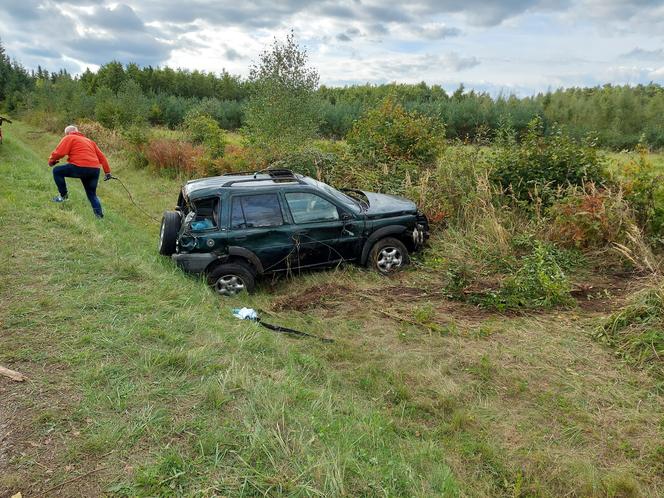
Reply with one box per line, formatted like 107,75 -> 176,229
190,197 -> 220,231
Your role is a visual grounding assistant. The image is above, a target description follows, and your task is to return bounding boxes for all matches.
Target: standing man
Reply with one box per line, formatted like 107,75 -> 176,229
48,125 -> 112,218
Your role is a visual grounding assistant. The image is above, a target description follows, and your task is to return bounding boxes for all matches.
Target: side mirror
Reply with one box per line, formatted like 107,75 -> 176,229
341,212 -> 353,221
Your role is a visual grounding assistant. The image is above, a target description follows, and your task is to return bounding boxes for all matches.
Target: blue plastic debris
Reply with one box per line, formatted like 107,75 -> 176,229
232,307 -> 258,321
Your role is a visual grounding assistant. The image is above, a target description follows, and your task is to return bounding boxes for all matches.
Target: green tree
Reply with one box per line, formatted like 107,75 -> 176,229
243,31 -> 322,158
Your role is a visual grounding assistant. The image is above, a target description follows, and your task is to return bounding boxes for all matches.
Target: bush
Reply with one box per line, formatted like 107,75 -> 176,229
271,147 -> 339,180
620,145 -> 664,242
595,282 -> 664,378
547,185 -> 634,249
121,124 -> 150,168
183,111 -> 226,159
480,241 -> 575,310
77,119 -> 125,152
407,144 -> 490,225
145,139 -> 204,177
347,96 -> 445,167
490,117 -> 606,204
21,109 -> 66,134
208,144 -> 266,176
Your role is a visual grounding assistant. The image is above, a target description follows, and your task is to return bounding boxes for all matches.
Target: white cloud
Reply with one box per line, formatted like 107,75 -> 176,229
0,0 -> 662,94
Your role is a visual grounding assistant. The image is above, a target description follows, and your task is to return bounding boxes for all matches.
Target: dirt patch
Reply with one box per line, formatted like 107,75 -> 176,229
271,282 -> 349,312
571,273 -> 647,313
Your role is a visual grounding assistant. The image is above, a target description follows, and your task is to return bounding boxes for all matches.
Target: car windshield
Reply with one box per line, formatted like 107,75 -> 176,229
302,177 -> 362,212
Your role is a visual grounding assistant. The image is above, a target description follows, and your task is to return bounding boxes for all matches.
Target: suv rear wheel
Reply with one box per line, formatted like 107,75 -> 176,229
369,237 -> 410,275
159,211 -> 181,255
207,262 -> 256,296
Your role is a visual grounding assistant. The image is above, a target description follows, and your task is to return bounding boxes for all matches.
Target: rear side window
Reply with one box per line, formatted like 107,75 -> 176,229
190,197 -> 219,231
231,194 -> 284,229
285,192 -> 339,224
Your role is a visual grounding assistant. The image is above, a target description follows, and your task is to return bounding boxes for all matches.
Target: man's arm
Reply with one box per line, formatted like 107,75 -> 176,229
48,136 -> 71,165
93,142 -> 111,174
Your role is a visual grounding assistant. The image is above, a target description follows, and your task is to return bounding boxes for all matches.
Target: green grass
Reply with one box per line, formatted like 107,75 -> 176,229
1,121 -> 663,497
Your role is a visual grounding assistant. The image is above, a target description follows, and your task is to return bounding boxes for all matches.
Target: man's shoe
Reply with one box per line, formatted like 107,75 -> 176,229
52,195 -> 68,203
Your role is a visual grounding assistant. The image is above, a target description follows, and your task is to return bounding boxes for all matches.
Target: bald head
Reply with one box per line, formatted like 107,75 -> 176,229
64,125 -> 78,135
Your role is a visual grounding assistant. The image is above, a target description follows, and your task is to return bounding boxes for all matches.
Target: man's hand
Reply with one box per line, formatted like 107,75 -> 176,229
48,160 -> 58,167
104,173 -> 113,181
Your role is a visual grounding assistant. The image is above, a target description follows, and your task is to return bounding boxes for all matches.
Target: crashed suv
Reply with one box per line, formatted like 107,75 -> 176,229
158,169 -> 429,296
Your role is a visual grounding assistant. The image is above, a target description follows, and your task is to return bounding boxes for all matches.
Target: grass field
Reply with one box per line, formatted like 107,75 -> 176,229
1,121 -> 663,497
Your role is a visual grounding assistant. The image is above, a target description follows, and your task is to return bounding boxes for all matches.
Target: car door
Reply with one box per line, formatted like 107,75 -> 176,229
283,191 -> 362,267
229,193 -> 295,272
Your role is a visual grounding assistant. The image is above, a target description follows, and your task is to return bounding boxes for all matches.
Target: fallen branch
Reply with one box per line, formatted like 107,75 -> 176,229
37,467 -> 108,496
0,365 -> 26,382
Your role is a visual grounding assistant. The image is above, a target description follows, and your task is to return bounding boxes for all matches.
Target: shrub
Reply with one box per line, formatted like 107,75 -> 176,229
547,185 -> 634,249
208,144 -> 266,176
21,109 -> 66,134
490,117 -> 606,204
407,144 -> 490,225
270,147 -> 339,180
121,124 -> 150,168
479,241 -> 575,311
620,145 -> 664,242
77,119 -> 124,152
347,96 -> 445,167
184,111 -> 226,159
145,139 -> 204,177
595,282 -> 664,378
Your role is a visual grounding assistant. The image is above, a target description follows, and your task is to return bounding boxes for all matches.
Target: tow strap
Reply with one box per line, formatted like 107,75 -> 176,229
232,307 -> 333,343
257,318 -> 334,343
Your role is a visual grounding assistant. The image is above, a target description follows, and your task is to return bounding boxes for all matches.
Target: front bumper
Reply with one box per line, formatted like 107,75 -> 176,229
413,211 -> 430,247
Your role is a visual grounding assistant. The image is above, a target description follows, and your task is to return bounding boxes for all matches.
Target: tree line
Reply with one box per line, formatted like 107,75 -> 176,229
0,40 -> 662,149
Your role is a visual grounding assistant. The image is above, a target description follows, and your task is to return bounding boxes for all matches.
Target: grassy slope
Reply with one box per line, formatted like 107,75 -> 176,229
0,121 -> 662,497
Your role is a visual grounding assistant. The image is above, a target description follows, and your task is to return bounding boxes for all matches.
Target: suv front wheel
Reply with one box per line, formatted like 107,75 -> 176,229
369,237 -> 410,275
207,262 -> 256,296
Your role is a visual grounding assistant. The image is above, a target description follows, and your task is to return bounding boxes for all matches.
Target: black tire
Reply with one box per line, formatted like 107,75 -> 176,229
159,210 -> 181,255
207,262 -> 256,296
369,237 -> 410,275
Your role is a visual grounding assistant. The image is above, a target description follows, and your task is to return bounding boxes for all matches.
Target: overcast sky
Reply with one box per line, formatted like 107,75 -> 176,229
1,0 -> 663,95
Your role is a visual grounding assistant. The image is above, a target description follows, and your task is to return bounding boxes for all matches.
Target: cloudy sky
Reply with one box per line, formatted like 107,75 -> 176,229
1,0 -> 663,95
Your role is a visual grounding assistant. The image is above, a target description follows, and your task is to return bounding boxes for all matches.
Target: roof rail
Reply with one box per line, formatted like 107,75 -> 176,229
222,177 -> 304,187
221,167 -> 297,179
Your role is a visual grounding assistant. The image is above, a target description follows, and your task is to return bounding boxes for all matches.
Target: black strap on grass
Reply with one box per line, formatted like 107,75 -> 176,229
257,318 -> 334,343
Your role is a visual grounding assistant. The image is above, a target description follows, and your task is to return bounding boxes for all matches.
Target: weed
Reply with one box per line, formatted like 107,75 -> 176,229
479,241 -> 575,310
595,282 -> 664,378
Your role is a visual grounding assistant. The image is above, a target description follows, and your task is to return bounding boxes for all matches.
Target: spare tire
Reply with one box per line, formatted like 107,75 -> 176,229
159,210 -> 181,255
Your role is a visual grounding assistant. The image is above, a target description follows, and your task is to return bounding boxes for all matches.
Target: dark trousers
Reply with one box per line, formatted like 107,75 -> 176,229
53,163 -> 103,217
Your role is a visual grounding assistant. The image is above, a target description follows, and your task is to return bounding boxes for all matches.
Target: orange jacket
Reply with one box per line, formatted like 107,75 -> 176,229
49,132 -> 110,174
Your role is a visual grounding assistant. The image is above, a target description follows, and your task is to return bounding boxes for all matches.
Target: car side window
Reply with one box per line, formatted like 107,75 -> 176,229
285,192 -> 340,224
231,194 -> 284,229
190,197 -> 219,231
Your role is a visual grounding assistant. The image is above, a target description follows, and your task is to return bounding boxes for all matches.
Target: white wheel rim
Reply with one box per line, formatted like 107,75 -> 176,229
377,246 -> 403,272
214,274 -> 246,296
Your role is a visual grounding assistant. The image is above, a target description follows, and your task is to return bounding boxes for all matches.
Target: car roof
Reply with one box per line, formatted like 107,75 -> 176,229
183,169 -> 310,200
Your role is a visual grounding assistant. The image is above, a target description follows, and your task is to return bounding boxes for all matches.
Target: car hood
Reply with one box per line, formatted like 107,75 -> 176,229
362,191 -> 417,217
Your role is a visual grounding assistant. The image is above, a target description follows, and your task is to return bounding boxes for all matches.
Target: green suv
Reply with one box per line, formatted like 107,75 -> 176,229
159,169 -> 429,296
